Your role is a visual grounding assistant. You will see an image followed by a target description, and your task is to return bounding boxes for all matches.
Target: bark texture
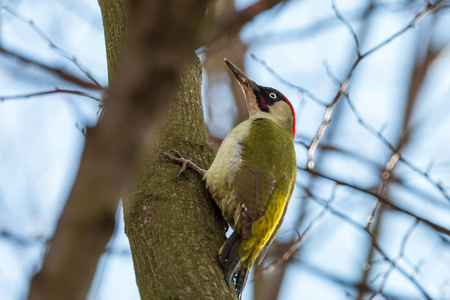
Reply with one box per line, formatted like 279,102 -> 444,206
99,0 -> 129,81
123,55 -> 237,299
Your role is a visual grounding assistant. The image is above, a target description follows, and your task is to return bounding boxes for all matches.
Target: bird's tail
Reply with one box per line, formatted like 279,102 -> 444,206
219,232 -> 250,299
235,263 -> 249,300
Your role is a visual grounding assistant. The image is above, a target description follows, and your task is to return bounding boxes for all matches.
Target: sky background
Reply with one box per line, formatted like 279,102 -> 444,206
0,0 -> 450,299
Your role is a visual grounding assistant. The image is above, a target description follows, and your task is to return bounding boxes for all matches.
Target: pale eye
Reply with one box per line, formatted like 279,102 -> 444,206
269,93 -> 277,99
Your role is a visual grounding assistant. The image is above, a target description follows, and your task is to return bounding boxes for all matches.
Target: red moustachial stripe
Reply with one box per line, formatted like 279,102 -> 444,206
258,95 -> 269,111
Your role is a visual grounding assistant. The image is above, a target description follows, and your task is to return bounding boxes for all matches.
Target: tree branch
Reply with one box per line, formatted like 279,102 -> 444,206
0,46 -> 101,90
0,88 -> 102,102
1,5 -> 103,88
307,0 -> 449,169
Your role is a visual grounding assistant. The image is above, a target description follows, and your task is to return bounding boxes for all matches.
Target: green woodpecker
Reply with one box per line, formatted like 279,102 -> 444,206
161,59 -> 296,298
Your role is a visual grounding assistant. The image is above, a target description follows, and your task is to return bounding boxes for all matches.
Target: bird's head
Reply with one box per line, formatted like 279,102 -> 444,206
225,59 -> 295,138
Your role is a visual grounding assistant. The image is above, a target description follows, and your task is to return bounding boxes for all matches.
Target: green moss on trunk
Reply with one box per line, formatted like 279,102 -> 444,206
98,0 -> 129,83
123,57 -> 237,299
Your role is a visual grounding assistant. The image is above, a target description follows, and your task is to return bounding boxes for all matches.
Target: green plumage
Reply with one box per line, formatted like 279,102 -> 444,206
160,59 -> 295,299
204,113 -> 296,295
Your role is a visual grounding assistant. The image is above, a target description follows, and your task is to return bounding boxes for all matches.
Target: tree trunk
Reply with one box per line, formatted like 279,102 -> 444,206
29,0 -> 222,299
123,55 -> 237,299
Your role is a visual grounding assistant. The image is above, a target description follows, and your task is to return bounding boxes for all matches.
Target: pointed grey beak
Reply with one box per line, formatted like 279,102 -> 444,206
224,58 -> 260,116
224,59 -> 259,91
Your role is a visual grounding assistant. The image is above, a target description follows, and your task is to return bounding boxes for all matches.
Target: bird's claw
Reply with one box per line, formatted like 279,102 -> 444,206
167,149 -> 182,158
158,149 -> 189,178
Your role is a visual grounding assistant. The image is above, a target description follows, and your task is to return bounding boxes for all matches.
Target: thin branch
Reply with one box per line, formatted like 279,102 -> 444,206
244,6 -> 368,48
366,152 -> 400,231
363,1 -> 449,58
215,0 -> 288,41
331,0 -> 361,55
0,46 -> 102,90
307,67 -> 353,169
262,184 -> 338,273
1,5 -> 103,88
344,94 -> 450,203
292,258 -> 420,300
306,0 -> 448,170
369,220 -> 419,299
0,88 -> 102,102
301,185 -> 432,300
297,166 -> 450,237
251,54 -> 328,106
0,229 -> 45,247
322,60 -> 342,87
75,123 -> 88,137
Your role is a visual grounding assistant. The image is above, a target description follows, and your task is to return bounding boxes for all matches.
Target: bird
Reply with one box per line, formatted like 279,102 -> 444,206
160,58 -> 296,299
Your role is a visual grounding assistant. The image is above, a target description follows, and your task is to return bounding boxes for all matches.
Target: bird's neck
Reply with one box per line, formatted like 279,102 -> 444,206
250,111 -> 294,139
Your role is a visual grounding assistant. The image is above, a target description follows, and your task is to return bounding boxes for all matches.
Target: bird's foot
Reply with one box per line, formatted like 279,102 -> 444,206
158,149 -> 206,177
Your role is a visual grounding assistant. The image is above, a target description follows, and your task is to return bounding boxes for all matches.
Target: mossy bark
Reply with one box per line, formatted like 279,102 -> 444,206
98,0 -> 128,82
123,56 -> 236,299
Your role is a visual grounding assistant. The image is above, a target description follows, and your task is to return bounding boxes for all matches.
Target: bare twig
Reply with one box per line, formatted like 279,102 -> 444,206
0,229 -> 44,247
245,7 -> 367,47
293,258 -> 421,300
306,0 -> 448,170
1,5 -> 103,88
322,60 -> 342,87
331,0 -> 361,55
369,220 -> 419,300
75,123 -> 88,137
215,0 -> 288,41
366,152 -> 400,231
0,46 -> 102,90
251,54 -> 328,106
0,88 -> 102,102
301,185 -> 432,300
262,184 -> 337,273
298,166 -> 450,238
344,94 -> 450,203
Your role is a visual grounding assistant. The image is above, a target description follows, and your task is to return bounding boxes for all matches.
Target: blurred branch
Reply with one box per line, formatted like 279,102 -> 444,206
75,123 -> 88,138
359,14 -> 443,299
259,184 -> 337,274
344,93 -> 450,203
0,88 -> 102,102
294,258 -> 422,299
203,0 -> 250,131
403,28 -> 441,133
299,184 -> 433,300
215,0 -> 289,41
0,229 -> 44,247
248,7 -> 364,46
88,206 -> 121,300
1,5 -> 103,88
331,0 -> 361,55
297,166 -> 450,237
251,54 -> 328,106
307,0 -> 449,170
247,1 -> 446,47
0,46 -> 102,90
365,152 -> 400,231
369,220 -> 419,300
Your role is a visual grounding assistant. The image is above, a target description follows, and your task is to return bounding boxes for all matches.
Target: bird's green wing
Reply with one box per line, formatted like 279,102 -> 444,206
236,118 -> 293,238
